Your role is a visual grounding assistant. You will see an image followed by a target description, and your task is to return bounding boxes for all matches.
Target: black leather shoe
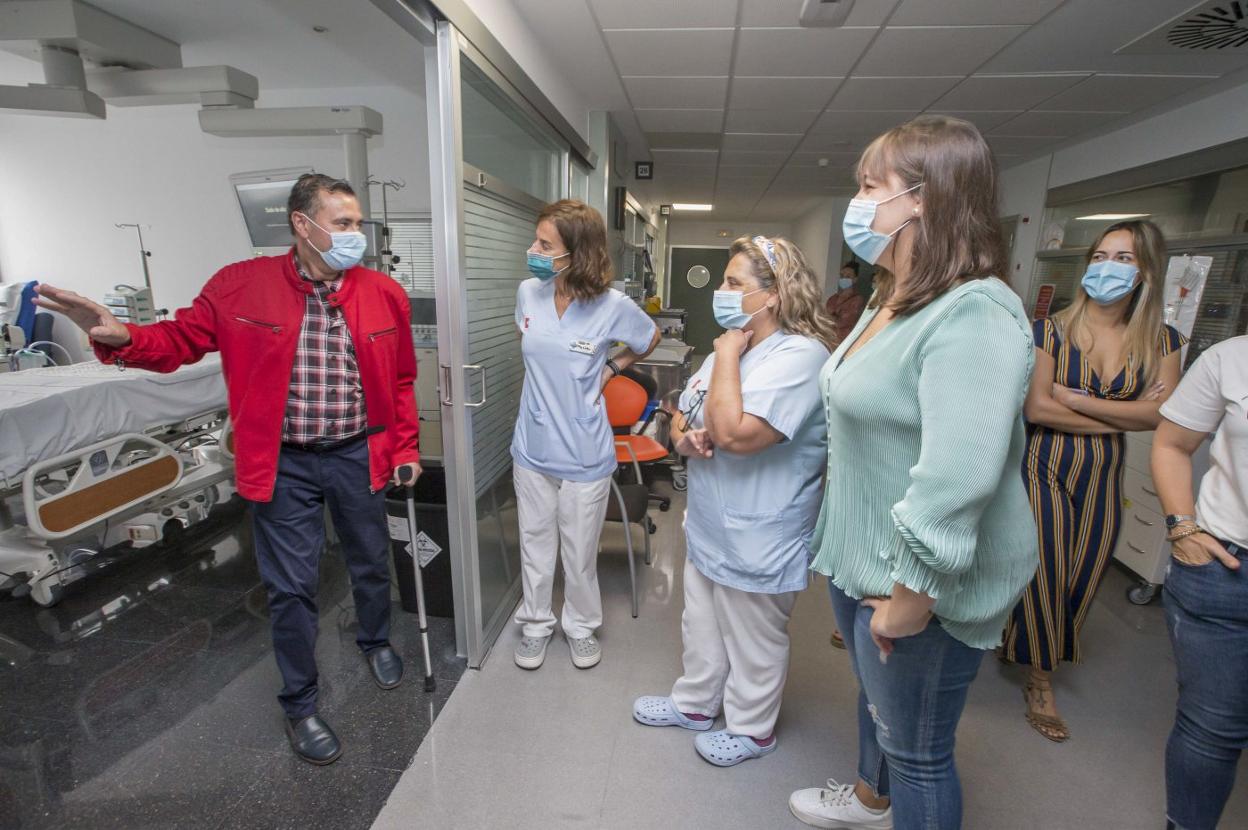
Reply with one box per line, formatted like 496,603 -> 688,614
367,646 -> 404,690
285,714 -> 342,766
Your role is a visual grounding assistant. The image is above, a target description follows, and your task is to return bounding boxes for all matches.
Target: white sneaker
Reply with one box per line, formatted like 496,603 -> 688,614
514,635 -> 550,670
789,780 -> 893,829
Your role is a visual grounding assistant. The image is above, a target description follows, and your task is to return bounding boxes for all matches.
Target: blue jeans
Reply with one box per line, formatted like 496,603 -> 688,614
829,581 -> 985,830
251,437 -> 393,719
1163,540 -> 1248,830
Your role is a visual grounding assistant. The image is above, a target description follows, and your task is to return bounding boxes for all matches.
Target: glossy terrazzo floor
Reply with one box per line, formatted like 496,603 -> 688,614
0,498 -> 464,830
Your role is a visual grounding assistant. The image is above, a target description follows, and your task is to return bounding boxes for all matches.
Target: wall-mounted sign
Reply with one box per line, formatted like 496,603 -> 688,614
635,161 -> 653,180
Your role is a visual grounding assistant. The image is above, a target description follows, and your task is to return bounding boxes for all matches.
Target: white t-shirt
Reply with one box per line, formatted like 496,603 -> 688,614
1158,335 -> 1248,546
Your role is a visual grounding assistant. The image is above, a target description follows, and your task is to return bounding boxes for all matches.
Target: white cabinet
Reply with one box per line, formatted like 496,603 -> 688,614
1114,432 -> 1169,586
1113,430 -> 1210,599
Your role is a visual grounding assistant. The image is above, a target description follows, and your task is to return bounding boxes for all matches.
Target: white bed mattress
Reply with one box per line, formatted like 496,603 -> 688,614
0,356 -> 227,486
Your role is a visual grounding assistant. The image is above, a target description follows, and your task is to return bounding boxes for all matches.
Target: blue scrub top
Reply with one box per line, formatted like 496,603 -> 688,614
511,278 -> 657,482
680,331 -> 829,594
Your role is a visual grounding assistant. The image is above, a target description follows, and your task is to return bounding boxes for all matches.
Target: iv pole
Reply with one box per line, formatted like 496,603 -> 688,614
366,178 -> 406,275
115,223 -> 153,290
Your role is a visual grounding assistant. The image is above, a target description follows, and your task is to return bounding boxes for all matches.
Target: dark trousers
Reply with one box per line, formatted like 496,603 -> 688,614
250,437 -> 392,719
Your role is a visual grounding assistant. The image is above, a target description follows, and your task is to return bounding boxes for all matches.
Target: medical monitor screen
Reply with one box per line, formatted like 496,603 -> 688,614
230,168 -> 312,252
235,181 -> 300,249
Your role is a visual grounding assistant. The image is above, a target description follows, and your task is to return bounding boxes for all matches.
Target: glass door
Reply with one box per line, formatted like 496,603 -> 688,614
424,21 -> 565,666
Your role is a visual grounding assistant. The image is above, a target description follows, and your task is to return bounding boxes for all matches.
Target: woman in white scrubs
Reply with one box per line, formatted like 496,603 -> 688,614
511,199 -> 660,671
633,235 -> 836,766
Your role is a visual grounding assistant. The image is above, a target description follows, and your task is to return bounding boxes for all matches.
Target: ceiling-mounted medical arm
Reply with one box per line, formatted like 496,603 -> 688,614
199,106 -> 385,218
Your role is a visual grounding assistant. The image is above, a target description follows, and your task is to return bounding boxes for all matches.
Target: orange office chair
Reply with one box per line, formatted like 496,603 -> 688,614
600,376 -> 665,613
603,375 -> 669,489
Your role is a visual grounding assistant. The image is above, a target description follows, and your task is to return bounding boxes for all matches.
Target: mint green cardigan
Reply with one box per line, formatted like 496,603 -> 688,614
810,278 -> 1039,649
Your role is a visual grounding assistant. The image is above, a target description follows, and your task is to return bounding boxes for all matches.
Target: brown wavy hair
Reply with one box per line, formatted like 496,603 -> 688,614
730,236 -> 840,351
537,199 -> 613,301
857,114 -> 1007,316
1052,220 -> 1168,385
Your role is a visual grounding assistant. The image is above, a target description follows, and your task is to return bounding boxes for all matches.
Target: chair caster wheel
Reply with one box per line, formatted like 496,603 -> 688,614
1127,582 -> 1158,605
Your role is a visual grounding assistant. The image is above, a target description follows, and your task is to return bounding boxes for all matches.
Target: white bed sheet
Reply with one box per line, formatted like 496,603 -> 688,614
0,356 -> 227,485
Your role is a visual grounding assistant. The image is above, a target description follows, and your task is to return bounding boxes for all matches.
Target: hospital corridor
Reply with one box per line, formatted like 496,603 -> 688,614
3,1 -> 1248,829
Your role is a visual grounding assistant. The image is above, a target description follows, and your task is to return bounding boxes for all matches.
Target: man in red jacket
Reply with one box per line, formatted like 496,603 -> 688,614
35,173 -> 421,766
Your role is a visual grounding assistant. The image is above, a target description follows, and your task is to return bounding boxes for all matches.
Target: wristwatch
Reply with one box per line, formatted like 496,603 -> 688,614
606,359 -> 621,377
1165,514 -> 1197,530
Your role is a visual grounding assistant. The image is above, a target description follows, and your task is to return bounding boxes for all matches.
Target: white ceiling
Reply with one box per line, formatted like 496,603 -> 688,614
514,0 -> 1248,221
0,0 -> 424,95
4,1 -> 1248,223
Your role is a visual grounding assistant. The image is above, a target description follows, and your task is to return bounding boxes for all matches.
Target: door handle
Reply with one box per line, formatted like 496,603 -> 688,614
1142,485 -> 1158,497
1133,514 -> 1155,527
465,364 -> 487,408
1127,542 -> 1148,555
440,364 -> 453,406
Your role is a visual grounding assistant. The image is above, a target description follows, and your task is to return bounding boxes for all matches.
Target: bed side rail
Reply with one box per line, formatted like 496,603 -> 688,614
22,433 -> 184,541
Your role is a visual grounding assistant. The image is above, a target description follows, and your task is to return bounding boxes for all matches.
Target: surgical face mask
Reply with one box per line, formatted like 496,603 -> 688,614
713,287 -> 768,329
1082,260 -> 1140,305
299,213 -> 367,271
841,183 -> 923,265
838,277 -> 854,291
527,250 -> 570,281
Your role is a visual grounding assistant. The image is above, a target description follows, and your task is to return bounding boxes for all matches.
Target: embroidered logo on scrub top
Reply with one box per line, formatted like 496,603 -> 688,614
570,339 -> 596,356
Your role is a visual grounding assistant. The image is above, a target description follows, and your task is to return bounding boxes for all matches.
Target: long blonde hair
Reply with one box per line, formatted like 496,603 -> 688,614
1052,220 -> 1167,385
730,235 -> 840,351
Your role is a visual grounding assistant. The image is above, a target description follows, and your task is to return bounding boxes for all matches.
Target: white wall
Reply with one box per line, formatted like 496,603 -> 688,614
789,197 -> 852,297
1048,81 -> 1248,189
667,219 -> 793,248
0,85 -> 431,313
997,156 -> 1052,306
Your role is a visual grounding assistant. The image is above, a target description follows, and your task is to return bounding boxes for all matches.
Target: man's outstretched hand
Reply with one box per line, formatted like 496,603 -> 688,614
34,285 -> 131,347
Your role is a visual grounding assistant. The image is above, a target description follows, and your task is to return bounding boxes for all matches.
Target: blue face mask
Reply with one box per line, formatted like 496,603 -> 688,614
712,288 -> 767,329
842,183 -> 923,265
1082,260 -> 1140,305
300,213 -> 367,271
527,250 -> 570,281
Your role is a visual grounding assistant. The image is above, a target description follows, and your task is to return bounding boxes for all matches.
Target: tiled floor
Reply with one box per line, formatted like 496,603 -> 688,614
373,482 -> 1248,830
0,498 -> 465,830
6,481 -> 1246,830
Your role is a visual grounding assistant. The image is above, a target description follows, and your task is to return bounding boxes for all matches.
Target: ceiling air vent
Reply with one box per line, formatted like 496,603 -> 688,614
1118,1 -> 1248,54
798,0 -> 855,28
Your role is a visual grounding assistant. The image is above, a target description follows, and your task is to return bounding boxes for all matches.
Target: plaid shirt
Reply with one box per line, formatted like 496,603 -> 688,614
282,257 -> 368,444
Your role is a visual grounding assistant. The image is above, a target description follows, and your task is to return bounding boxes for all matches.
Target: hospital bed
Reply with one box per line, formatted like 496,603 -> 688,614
0,356 -> 235,606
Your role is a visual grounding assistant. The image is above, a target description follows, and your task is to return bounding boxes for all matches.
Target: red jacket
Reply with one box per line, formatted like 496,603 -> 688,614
94,251 -> 420,502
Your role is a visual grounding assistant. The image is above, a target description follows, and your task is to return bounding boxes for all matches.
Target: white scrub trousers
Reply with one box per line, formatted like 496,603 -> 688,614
670,559 -> 798,739
513,464 -> 613,640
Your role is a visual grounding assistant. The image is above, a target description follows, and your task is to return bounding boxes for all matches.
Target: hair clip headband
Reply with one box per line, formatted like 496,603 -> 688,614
752,235 -> 778,270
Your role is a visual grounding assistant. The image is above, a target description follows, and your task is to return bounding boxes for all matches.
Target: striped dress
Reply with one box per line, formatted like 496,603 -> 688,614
1002,317 -> 1184,669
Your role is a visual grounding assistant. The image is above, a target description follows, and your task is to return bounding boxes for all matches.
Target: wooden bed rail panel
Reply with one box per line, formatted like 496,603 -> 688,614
38,456 -> 181,534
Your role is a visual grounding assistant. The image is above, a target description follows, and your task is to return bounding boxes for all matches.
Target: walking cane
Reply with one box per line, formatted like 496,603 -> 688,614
397,467 -> 436,692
